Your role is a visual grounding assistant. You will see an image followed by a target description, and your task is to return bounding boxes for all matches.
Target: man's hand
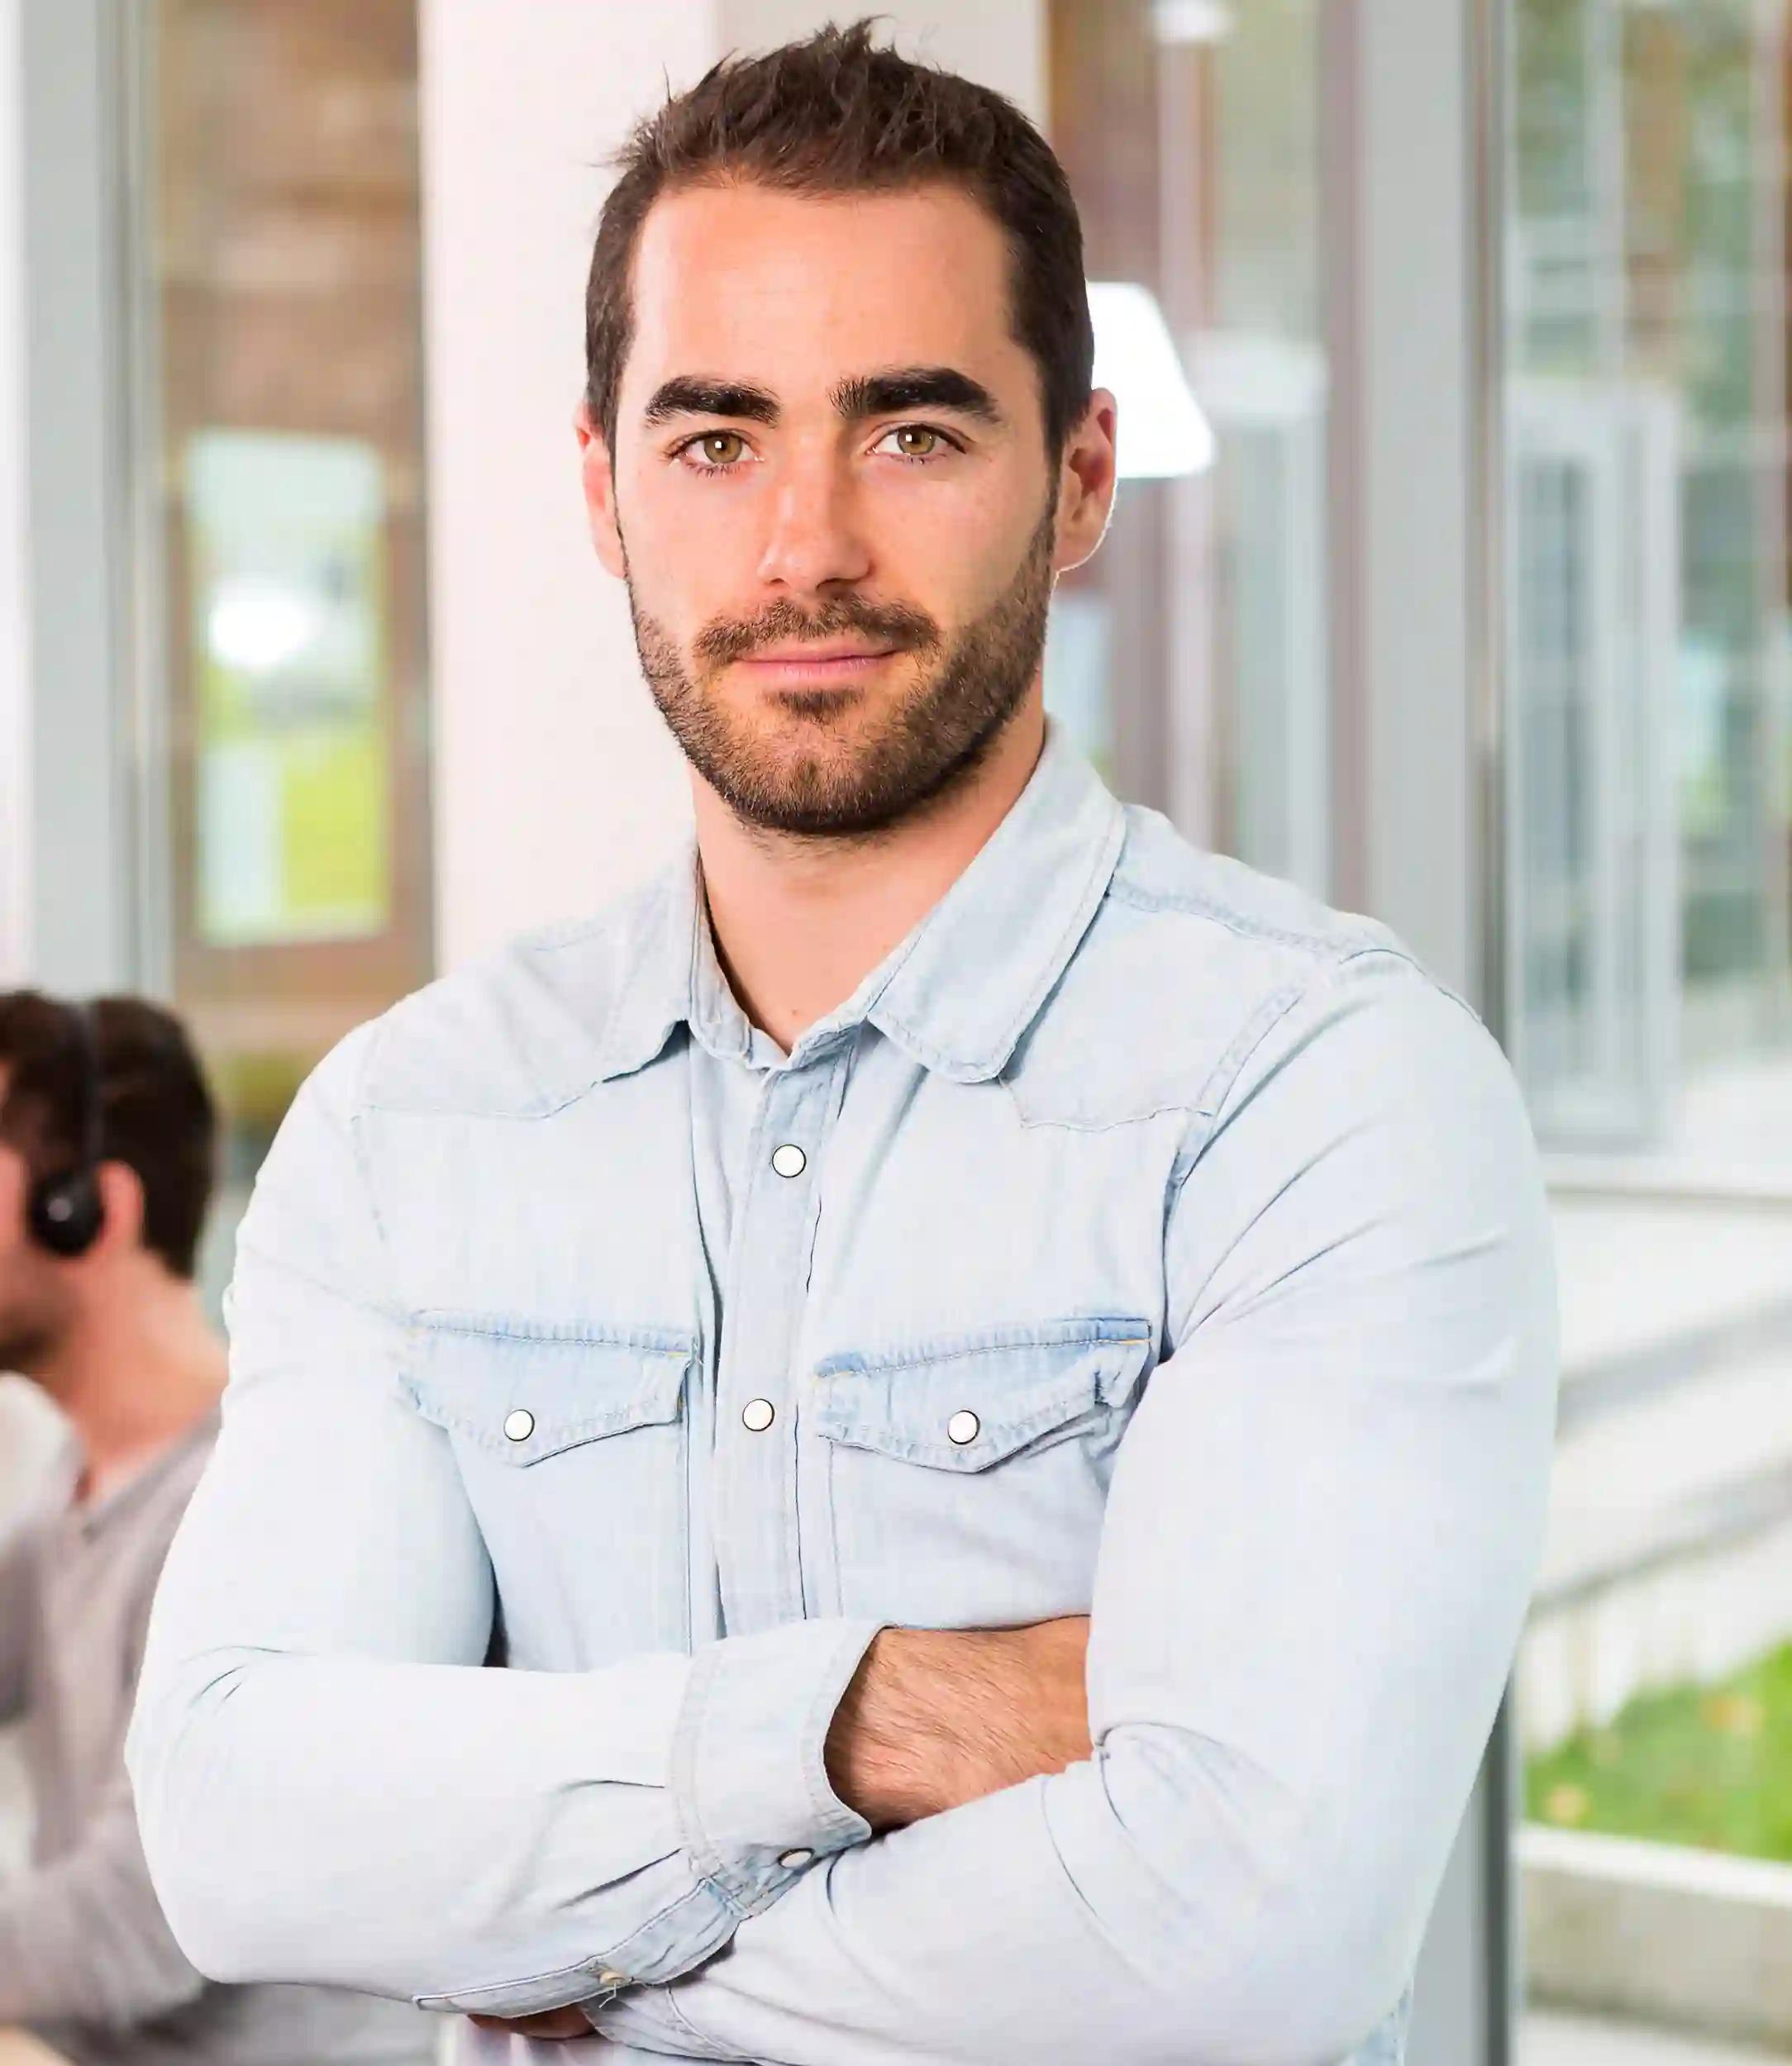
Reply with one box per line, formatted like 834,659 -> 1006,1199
825,1616 -> 1091,1831
467,2006 -> 598,2041
460,1619 -> 1088,2040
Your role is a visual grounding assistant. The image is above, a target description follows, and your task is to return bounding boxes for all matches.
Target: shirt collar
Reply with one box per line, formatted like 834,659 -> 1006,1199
593,717 -> 1127,1086
53,1403 -> 221,1541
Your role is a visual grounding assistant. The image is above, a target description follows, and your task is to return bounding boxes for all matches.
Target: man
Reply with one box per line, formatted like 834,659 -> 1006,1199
0,992 -> 434,2066
129,21 -> 1560,2066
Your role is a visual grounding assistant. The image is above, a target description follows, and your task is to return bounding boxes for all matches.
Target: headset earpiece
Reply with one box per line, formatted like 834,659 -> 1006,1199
27,1167 -> 105,1258
24,1001 -> 106,1259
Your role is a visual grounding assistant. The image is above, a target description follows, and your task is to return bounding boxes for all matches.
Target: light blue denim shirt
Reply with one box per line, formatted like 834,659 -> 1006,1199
127,721 -> 1559,2066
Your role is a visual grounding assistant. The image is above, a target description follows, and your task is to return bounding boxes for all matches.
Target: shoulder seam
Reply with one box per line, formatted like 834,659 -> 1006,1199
336,1016 -> 403,1288
1105,869 -> 1391,959
1168,942 -> 1439,1195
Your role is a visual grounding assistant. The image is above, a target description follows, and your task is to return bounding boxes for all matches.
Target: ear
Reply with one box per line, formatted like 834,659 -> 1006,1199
87,1159 -> 145,1262
1051,387 -> 1120,576
574,399 -> 627,580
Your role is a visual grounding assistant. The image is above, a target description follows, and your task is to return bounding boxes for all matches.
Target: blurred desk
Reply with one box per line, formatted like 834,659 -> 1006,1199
0,2034 -> 71,2065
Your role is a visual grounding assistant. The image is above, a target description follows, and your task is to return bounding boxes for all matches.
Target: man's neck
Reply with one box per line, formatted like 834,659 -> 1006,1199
31,1273 -> 227,1508
693,702 -> 1046,1054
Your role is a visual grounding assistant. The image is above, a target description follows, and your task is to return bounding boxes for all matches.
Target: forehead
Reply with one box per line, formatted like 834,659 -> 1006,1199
623,181 -> 1024,401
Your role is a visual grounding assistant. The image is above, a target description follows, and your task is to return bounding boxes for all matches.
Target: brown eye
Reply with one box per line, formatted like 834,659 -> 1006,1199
893,426 -> 940,458
692,432 -> 745,465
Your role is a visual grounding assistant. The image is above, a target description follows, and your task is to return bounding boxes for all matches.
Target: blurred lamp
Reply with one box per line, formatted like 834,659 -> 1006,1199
1088,280 -> 1216,480
1153,0 -> 1235,42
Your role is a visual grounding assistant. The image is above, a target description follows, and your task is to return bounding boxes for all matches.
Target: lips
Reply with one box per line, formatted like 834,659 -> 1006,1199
741,645 -> 896,664
734,647 -> 898,683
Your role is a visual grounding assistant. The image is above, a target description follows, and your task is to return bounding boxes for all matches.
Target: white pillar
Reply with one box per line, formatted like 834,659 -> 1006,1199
1335,0 -> 1494,1007
0,0 -> 29,984
1328,2 -> 1515,2060
720,2 -> 1044,121
6,2 -> 135,996
0,0 -> 69,1777
417,0 -> 722,972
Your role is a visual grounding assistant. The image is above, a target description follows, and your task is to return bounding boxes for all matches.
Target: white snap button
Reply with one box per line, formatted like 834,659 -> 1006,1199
946,1409 -> 980,1446
771,1142 -> 808,1178
742,1397 -> 776,1432
779,1847 -> 815,1869
595,1968 -> 630,1988
503,1408 -> 536,1442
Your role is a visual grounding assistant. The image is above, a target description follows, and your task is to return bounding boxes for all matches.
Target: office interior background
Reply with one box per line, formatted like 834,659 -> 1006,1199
1,2 -> 1790,2062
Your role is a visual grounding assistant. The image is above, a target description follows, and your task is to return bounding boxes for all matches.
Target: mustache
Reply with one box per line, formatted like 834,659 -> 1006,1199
693,596 -> 942,669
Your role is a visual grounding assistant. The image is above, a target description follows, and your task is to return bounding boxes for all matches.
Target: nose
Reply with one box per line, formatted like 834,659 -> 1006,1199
754,445 -> 873,594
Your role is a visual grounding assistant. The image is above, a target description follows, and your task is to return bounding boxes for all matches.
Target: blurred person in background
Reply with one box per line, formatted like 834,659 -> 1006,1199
0,993 -> 434,2066
129,20 -> 1558,2066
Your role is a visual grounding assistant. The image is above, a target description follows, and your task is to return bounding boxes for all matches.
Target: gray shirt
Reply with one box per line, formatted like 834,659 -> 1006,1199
0,1407 -> 433,2066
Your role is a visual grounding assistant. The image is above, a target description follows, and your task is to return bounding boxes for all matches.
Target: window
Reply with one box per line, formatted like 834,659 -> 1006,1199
1508,2 -> 1792,2051
130,0 -> 432,1293
1046,0 -> 1332,897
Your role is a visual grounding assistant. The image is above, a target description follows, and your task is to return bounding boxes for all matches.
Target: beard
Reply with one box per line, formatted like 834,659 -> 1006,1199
627,497 -> 1057,838
0,1307 -> 57,1376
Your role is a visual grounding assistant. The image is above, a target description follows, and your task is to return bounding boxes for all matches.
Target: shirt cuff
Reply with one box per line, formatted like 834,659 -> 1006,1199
670,1616 -> 882,1916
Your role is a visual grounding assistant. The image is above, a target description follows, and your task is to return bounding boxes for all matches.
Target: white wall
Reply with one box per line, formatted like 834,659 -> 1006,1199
0,0 -> 54,1768
0,0 -> 30,985
420,1 -> 1046,969
419,0 -> 718,971
718,2 -> 1045,122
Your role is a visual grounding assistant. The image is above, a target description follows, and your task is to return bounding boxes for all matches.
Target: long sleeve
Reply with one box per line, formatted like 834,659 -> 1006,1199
0,1764 -> 206,2029
125,1021 -> 879,2024
592,950 -> 1561,2066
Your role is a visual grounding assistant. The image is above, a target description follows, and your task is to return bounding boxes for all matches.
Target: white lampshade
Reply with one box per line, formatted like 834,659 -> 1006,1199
1152,0 -> 1236,44
1087,280 -> 1216,479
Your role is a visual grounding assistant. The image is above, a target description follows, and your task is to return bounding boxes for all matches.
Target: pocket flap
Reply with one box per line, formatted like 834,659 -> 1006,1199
811,1317 -> 1151,1473
405,1313 -> 696,1465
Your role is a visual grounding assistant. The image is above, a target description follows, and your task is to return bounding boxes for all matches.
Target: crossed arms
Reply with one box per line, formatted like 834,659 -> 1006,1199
126,954 -> 1560,2066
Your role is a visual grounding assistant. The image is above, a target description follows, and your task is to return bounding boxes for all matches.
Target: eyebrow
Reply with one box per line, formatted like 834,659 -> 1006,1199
835,368 -> 1008,426
641,364 -> 1008,431
642,378 -> 779,428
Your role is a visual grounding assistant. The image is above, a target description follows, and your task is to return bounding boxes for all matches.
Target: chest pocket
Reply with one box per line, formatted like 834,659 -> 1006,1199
404,1314 -> 698,1658
809,1316 -> 1152,1626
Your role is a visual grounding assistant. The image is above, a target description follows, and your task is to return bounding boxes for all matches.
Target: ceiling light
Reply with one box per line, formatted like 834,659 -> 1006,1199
1088,280 -> 1216,478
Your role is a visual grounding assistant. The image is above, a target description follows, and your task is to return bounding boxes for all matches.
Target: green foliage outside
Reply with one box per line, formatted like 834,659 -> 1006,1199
1526,1641 -> 1792,1862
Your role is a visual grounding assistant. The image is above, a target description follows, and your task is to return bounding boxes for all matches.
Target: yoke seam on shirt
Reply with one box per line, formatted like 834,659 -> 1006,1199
1165,942 -> 1432,1206
999,1078 -> 1210,1136
342,1017 -> 402,1288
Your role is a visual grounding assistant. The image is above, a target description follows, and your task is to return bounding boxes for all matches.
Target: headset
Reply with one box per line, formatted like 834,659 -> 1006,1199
25,999 -> 107,1259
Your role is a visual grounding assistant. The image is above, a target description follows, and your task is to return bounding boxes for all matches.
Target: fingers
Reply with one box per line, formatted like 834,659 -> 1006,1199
466,2004 -> 600,2040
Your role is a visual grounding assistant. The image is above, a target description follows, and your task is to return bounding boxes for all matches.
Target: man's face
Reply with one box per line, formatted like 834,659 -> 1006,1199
584,180 -> 1091,836
0,1087 -> 69,1374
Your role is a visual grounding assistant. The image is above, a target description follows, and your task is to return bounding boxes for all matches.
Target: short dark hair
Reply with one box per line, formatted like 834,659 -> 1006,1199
0,992 -> 217,1280
584,17 -> 1093,462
